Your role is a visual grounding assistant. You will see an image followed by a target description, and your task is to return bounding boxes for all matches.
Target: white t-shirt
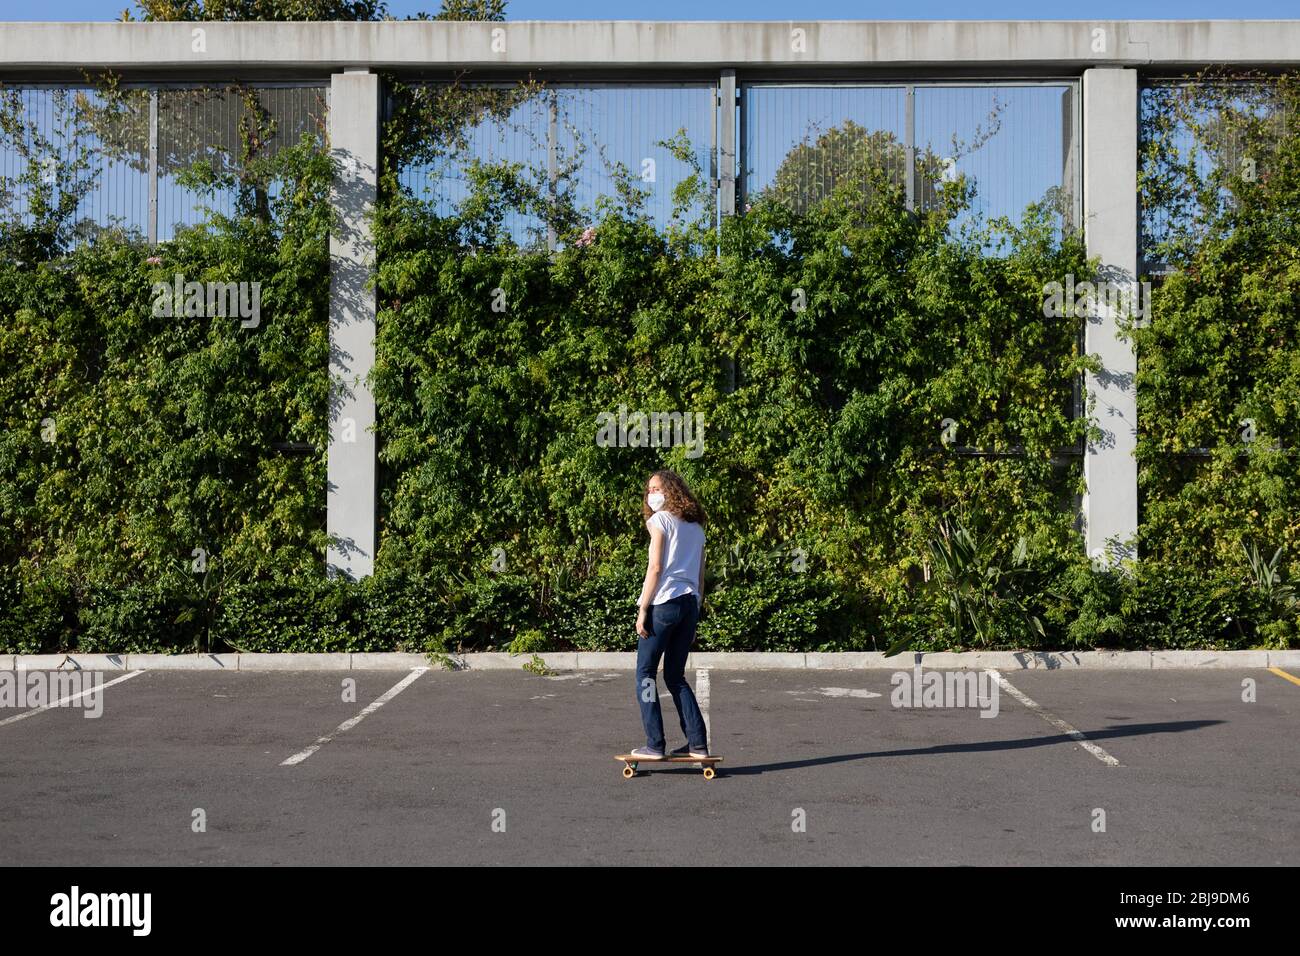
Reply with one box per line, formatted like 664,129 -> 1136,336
647,509 -> 705,605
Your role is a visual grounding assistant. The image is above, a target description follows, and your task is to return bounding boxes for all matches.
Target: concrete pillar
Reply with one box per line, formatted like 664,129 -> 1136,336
720,69 -> 737,392
719,69 -> 736,217
327,69 -> 379,579
1081,67 -> 1138,564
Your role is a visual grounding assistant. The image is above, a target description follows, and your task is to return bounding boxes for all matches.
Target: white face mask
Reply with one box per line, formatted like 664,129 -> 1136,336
647,492 -> 666,512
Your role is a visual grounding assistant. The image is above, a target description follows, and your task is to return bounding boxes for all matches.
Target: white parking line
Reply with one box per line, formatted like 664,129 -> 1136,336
785,686 -> 883,699
281,668 -> 428,766
988,669 -> 1121,767
0,670 -> 144,726
696,668 -> 711,742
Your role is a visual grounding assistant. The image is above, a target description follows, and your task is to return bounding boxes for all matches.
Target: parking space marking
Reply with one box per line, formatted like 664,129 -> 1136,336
280,668 -> 428,766
0,670 -> 144,727
696,668 -> 711,741
785,687 -> 883,699
1267,667 -> 1300,688
988,669 -> 1122,767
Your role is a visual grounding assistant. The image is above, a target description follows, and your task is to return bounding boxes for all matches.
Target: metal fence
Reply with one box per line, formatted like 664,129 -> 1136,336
394,83 -> 716,249
740,81 -> 1077,239
0,86 -> 149,244
741,84 -> 907,210
0,83 -> 328,246
1138,78 -> 1292,271
395,79 -> 1078,249
913,84 -> 1076,232
3,77 -> 1080,249
157,85 -> 328,241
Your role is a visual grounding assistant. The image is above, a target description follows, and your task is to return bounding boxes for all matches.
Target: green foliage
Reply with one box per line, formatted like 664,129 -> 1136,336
1242,540 -> 1295,602
0,140 -> 333,587
0,564 -> 78,654
508,628 -> 554,675
1128,563 -> 1264,650
545,565 -> 643,651
4,68 -> 1298,654
125,0 -> 391,21
431,571 -> 537,650
215,578 -> 363,652
696,574 -> 853,652
0,78 -> 334,652
370,129 -> 1095,651
0,87 -> 106,261
764,115 -> 1001,217
1136,70 -> 1300,648
768,123 -> 915,215
78,582 -> 206,653
359,569 -> 456,652
520,653 -> 553,676
1041,561 -> 1128,650
899,513 -> 1044,654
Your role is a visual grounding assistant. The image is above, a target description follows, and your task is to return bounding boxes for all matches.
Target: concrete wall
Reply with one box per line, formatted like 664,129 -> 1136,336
4,21 -> 1300,73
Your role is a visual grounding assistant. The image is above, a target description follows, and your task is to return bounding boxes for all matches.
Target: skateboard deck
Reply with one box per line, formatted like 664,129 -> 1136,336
615,754 -> 723,780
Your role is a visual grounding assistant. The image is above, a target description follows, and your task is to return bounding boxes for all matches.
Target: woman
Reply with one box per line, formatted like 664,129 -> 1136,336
629,469 -> 709,760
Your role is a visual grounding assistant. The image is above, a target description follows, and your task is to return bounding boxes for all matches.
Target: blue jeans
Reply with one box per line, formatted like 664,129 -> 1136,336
635,593 -> 707,752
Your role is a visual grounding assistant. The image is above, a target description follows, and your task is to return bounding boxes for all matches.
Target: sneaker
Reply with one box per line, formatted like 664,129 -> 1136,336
673,743 -> 709,758
630,746 -> 666,760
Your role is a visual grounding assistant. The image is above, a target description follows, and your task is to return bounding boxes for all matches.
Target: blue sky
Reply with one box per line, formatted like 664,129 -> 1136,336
7,0 -> 1300,20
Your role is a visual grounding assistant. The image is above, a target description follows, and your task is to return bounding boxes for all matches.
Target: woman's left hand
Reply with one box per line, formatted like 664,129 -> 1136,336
636,607 -> 649,638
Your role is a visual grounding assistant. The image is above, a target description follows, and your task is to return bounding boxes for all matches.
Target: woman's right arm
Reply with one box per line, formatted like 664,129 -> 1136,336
636,522 -> 665,638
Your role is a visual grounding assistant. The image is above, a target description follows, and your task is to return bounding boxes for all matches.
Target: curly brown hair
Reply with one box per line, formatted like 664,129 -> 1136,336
641,469 -> 706,525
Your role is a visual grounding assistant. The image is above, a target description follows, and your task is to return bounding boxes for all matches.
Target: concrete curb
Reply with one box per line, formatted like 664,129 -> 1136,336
1268,650 -> 1300,669
128,654 -> 237,670
351,653 -> 430,670
688,652 -> 809,669
14,654 -> 129,671
1152,650 -> 1271,669
443,652 -> 581,670
574,652 -> 632,669
1,650 -> 1296,671
235,654 -> 353,671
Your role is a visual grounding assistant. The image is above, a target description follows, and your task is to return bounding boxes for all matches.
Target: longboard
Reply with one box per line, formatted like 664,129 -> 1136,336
615,754 -> 723,780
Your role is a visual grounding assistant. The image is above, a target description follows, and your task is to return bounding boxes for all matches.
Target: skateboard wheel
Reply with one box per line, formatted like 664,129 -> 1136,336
622,764 -> 635,779
703,767 -> 715,780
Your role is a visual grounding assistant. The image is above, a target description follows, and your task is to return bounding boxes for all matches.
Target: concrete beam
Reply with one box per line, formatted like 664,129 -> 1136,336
3,21 -> 1300,75
327,69 -> 378,580
1082,67 -> 1139,565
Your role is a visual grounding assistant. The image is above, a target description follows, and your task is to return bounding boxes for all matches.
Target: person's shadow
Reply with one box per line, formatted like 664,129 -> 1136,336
710,720 -> 1221,776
